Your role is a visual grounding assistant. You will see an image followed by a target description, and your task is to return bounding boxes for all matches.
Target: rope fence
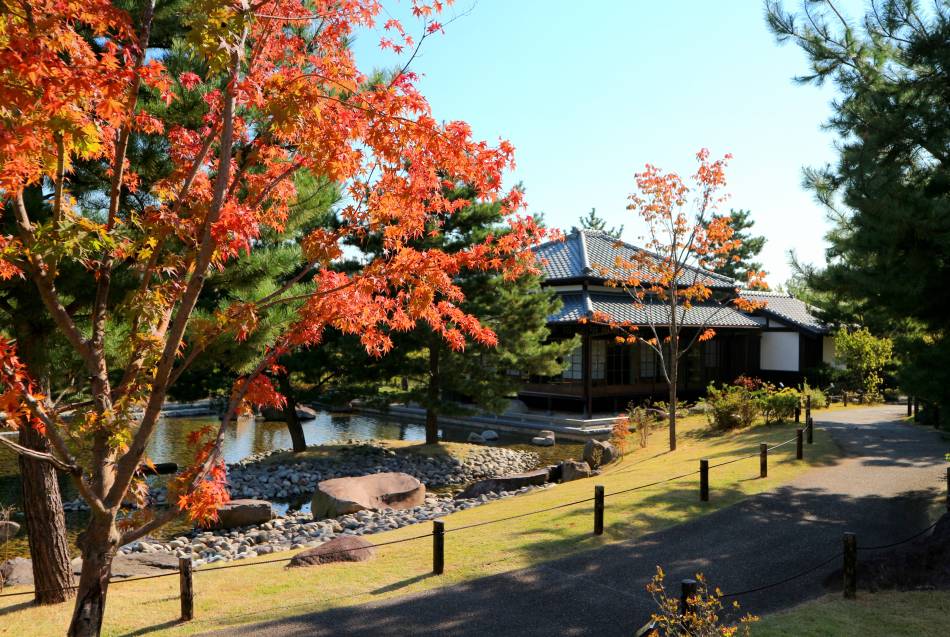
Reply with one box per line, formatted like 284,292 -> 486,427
3,416 -> 947,633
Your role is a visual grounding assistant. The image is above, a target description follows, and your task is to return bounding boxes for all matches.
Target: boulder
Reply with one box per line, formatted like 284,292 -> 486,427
530,432 -> 555,447
454,469 -> 550,499
311,472 -> 425,520
69,552 -> 180,580
213,499 -> 274,529
559,460 -> 592,482
583,439 -> 617,469
467,432 -> 486,444
288,536 -> 375,567
260,404 -> 319,422
0,520 -> 20,542
0,557 -> 33,587
481,430 -> 499,442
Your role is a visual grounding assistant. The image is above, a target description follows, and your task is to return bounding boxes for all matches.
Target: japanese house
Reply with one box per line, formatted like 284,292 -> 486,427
519,228 -> 830,415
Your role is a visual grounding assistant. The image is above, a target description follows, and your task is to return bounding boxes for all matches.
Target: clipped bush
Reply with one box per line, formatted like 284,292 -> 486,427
800,382 -> 827,409
702,383 -> 760,430
760,387 -> 800,424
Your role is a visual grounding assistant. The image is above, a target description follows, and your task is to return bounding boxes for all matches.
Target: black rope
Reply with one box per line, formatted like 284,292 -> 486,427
856,520 -> 940,551
446,496 -> 597,533
720,550 -> 843,599
605,469 -> 701,498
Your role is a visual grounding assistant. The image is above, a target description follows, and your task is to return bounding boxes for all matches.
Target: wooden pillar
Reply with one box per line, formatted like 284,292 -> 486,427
583,322 -> 593,419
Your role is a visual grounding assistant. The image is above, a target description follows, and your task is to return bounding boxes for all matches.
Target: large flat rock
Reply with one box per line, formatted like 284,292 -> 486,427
288,536 -> 376,567
213,499 -> 274,529
2,552 -> 180,588
311,472 -> 425,520
454,469 -> 550,500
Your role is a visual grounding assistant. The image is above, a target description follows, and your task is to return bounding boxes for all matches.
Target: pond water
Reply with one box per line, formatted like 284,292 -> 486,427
0,411 -> 579,558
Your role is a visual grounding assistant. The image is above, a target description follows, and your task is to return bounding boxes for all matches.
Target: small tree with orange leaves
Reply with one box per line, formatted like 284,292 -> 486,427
588,150 -> 765,451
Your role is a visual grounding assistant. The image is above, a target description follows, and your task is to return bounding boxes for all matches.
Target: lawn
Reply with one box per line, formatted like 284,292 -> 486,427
756,590 -> 950,636
0,414 -> 838,636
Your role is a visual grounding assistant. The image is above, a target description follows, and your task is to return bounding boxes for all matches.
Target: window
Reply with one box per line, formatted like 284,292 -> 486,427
639,342 -> 657,379
591,339 -> 606,380
606,343 -> 631,385
562,345 -> 583,380
704,340 -> 719,368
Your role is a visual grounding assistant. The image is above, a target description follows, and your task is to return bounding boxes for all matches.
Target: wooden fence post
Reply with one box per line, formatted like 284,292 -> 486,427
594,485 -> 605,536
796,428 -> 804,460
179,557 -> 194,621
946,467 -> 949,513
433,520 -> 445,575
805,394 -> 812,421
806,417 -> 814,445
843,532 -> 857,599
795,403 -> 801,424
700,459 -> 709,502
907,397 -> 912,418
760,443 -> 768,479
843,391 -> 849,407
913,398 -> 920,422
680,579 -> 698,617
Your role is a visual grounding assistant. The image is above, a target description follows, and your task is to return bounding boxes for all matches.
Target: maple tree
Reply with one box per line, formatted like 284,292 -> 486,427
586,150 -> 765,451
0,1 -> 546,635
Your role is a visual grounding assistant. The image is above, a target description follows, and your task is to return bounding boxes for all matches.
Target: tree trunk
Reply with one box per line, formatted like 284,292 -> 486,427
668,369 -> 678,452
17,423 -> 75,605
67,515 -> 119,637
425,342 -> 440,445
276,371 -> 306,453
12,322 -> 74,605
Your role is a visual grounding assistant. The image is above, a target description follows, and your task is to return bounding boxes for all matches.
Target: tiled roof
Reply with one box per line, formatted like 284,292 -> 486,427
535,228 -> 737,289
740,290 -> 828,334
548,291 -> 760,328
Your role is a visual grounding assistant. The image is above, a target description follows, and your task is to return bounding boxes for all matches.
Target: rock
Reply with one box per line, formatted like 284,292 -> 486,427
288,536 -> 376,567
481,430 -> 499,441
0,520 -> 20,542
454,469 -> 549,499
538,430 -> 555,441
213,499 -> 274,529
559,460 -> 592,482
0,557 -> 33,587
467,432 -> 486,444
583,439 -> 617,469
530,436 -> 555,447
311,472 -> 425,520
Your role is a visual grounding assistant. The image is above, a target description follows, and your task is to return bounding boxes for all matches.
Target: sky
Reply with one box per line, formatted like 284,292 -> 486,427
351,1 -> 852,285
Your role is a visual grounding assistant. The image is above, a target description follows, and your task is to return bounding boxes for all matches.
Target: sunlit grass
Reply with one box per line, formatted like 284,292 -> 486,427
756,591 -> 950,636
0,414 -> 839,637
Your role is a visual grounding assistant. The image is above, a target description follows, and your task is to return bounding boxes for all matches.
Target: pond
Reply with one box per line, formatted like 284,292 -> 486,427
0,411 -> 582,558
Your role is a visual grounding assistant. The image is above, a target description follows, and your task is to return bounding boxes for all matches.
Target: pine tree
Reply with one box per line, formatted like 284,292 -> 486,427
349,185 -> 577,444
703,209 -> 766,283
579,207 -> 624,238
767,0 -> 950,420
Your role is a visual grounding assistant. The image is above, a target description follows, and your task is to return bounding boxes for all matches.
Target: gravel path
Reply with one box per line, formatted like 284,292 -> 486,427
203,406 -> 950,637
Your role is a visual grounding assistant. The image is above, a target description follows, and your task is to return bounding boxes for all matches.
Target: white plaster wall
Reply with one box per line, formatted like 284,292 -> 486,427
760,332 -> 800,372
823,336 -> 843,368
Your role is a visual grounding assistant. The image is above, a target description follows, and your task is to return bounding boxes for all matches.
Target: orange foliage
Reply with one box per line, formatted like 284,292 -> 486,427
0,0 -> 547,542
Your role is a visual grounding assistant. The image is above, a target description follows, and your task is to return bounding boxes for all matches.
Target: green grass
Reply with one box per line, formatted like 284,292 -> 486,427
0,415 -> 839,637
756,591 -> 950,636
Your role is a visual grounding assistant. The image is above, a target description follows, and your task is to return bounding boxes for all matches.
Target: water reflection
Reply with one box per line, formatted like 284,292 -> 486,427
147,413 -> 428,467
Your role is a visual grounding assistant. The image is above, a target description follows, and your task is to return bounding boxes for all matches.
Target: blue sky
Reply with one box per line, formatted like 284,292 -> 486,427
352,1 -> 849,285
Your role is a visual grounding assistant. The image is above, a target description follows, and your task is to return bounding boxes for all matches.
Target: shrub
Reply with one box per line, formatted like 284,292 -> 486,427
759,386 -> 800,424
834,328 -> 894,401
610,414 -> 630,456
800,382 -> 827,409
645,566 -> 757,636
732,374 -> 764,391
624,404 -> 656,449
702,383 -> 760,430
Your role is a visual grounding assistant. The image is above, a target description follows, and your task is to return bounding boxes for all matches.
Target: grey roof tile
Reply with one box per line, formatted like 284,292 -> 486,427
739,290 -> 828,334
548,291 -> 760,328
535,228 -> 737,289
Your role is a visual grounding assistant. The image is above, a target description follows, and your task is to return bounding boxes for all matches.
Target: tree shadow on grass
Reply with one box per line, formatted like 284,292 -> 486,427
0,598 -> 34,617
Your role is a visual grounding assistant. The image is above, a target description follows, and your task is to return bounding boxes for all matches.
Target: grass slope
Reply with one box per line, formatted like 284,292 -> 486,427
0,415 -> 838,636
756,591 -> 950,636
